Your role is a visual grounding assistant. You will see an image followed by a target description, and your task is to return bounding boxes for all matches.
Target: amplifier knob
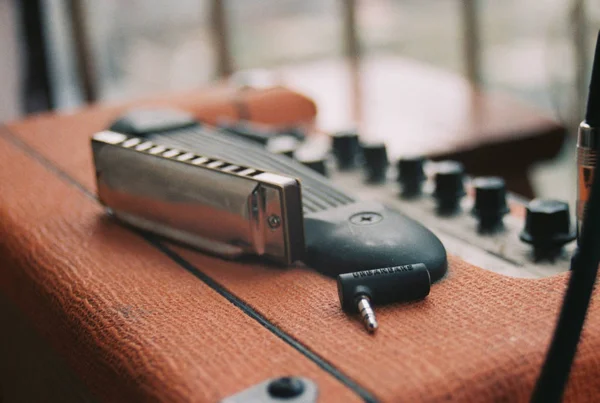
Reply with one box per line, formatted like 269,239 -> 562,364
520,199 -> 576,259
472,176 -> 509,232
331,130 -> 360,170
397,156 -> 426,198
433,160 -> 466,215
361,142 -> 389,183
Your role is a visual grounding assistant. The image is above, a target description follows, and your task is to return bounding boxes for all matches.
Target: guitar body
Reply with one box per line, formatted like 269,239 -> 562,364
0,86 -> 599,402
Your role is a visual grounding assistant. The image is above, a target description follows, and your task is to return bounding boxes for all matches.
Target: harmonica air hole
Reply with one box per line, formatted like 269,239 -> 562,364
135,141 -> 154,151
162,149 -> 181,158
238,168 -> 257,176
244,170 -> 263,177
221,165 -> 243,173
149,145 -> 167,155
176,152 -> 195,161
207,161 -> 225,168
191,157 -> 209,165
122,138 -> 142,148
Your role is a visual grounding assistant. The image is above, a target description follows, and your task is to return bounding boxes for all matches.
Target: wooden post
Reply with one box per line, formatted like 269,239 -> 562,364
211,0 -> 234,78
66,0 -> 98,103
462,0 -> 482,86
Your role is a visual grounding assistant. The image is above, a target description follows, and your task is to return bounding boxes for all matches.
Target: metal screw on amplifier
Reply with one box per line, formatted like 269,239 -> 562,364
268,214 -> 281,229
268,377 -> 305,398
220,376 -> 318,403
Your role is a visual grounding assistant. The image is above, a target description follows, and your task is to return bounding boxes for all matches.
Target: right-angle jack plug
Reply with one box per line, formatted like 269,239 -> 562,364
337,263 -> 431,333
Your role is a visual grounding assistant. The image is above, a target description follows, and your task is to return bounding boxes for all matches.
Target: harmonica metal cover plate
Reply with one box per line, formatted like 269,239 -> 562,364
91,130 -> 305,265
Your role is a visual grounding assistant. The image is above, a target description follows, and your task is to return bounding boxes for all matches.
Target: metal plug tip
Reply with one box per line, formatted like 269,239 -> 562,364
357,296 -> 378,333
366,317 -> 378,333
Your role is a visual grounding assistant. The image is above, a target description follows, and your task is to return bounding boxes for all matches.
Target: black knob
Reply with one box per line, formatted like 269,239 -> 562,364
397,157 -> 426,198
267,135 -> 300,158
331,130 -> 360,170
520,199 -> 576,259
433,161 -> 466,214
361,142 -> 389,183
472,176 -> 509,232
267,377 -> 305,398
295,149 -> 328,176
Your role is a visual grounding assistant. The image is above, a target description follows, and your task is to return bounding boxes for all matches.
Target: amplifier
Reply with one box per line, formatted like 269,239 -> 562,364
1,88 -> 597,403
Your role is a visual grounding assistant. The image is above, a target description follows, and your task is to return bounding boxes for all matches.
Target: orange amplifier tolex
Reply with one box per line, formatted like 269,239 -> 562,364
0,85 -> 599,403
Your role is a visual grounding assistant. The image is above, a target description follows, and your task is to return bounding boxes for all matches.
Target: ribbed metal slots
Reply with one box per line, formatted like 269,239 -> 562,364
148,126 -> 355,213
103,135 -> 265,180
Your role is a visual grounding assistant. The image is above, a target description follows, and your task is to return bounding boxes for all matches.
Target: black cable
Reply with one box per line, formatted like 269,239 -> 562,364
530,30 -> 600,403
530,220 -> 600,401
585,31 -> 600,127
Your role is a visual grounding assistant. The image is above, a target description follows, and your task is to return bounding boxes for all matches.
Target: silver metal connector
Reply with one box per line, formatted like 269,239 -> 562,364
356,296 -> 378,333
576,122 -> 600,238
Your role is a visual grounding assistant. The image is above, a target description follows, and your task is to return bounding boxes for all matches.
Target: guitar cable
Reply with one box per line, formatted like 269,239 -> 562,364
530,30 -> 600,403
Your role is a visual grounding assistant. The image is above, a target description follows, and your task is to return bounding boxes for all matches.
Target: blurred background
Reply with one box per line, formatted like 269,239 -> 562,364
1,0 -> 599,203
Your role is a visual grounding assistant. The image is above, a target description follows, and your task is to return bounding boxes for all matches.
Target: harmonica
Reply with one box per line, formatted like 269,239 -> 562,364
91,130 -> 305,265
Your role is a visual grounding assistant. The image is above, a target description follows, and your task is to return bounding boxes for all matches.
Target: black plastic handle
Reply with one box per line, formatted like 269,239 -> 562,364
304,201 -> 448,281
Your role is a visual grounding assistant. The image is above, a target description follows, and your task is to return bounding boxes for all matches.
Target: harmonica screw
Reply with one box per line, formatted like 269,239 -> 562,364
268,215 -> 281,229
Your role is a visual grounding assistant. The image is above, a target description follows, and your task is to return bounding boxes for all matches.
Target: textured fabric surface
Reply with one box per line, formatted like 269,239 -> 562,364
1,89 -> 599,402
0,88 -> 354,403
0,133 -> 359,402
